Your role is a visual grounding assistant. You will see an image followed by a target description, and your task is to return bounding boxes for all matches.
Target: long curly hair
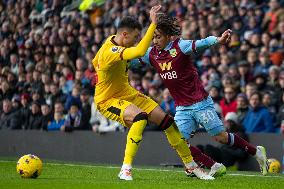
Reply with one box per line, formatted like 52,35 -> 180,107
156,13 -> 181,36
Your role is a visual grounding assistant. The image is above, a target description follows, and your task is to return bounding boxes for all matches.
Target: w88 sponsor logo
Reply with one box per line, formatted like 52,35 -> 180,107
160,71 -> 178,80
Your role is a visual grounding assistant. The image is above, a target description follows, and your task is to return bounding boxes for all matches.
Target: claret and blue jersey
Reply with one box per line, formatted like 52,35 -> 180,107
131,36 -> 219,107
131,36 -> 224,138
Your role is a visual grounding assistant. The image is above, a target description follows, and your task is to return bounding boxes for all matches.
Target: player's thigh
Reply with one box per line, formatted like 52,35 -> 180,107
174,110 -> 198,140
131,93 -> 159,116
193,97 -> 225,136
148,106 -> 167,125
124,104 -> 143,126
97,99 -> 140,127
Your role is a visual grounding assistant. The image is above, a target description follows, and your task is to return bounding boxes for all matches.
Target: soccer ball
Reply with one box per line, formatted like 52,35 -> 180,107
267,158 -> 281,173
16,154 -> 43,178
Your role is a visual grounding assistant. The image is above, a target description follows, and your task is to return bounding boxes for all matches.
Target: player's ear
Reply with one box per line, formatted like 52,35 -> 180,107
122,31 -> 128,38
167,35 -> 171,41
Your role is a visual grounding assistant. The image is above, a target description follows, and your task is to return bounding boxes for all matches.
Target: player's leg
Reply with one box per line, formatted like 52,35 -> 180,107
195,96 -> 268,175
97,99 -> 148,180
123,104 -> 148,164
132,92 -> 214,179
148,106 -> 214,180
174,106 -> 226,177
131,93 -> 195,165
212,131 -> 268,175
186,145 -> 225,177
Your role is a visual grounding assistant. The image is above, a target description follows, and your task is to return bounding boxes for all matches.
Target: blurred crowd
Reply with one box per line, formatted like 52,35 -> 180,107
0,0 -> 284,134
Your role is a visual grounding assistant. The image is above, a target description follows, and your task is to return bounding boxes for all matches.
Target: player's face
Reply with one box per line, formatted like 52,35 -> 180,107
123,29 -> 140,47
153,30 -> 171,51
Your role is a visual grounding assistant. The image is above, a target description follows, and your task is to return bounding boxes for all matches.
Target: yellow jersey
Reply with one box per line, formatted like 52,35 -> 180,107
92,23 -> 157,104
92,35 -> 135,104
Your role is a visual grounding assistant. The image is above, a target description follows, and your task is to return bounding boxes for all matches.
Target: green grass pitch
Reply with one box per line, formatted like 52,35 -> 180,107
0,160 -> 283,189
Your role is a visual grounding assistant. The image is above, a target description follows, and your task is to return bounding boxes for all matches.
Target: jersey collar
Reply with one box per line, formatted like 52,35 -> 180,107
110,35 -> 119,46
157,41 -> 173,54
163,41 -> 174,51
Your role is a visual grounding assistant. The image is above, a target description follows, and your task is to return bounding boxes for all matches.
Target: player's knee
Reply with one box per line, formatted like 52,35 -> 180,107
133,112 -> 148,123
212,131 -> 228,144
159,114 -> 174,130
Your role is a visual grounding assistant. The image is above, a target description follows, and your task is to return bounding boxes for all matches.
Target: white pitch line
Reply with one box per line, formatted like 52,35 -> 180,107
1,160 -> 283,178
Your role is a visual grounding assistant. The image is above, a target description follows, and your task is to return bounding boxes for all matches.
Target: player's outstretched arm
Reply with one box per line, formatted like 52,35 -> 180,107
122,5 -> 161,60
179,29 -> 232,55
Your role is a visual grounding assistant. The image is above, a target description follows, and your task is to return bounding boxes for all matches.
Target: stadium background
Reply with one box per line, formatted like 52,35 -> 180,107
0,0 -> 284,173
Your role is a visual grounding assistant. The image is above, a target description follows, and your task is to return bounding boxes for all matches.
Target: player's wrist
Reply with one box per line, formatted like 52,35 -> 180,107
217,37 -> 221,44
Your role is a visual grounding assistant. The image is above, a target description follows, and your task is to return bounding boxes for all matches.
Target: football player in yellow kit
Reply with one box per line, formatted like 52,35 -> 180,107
92,5 -> 213,181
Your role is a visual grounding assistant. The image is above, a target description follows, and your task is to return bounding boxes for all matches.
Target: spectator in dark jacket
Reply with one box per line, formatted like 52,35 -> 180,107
19,93 -> 31,129
41,103 -> 52,131
0,79 -> 14,101
50,82 -> 66,108
236,93 -> 249,123
79,89 -> 91,130
0,99 -> 21,129
26,101 -> 43,130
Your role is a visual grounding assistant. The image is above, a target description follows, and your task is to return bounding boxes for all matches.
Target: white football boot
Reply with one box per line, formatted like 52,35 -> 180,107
208,163 -> 226,177
118,164 -> 133,181
185,161 -> 215,180
255,146 -> 268,176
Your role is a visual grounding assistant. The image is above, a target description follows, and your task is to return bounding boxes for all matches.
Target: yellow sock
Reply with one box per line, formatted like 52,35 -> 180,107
123,116 -> 147,165
164,124 -> 193,164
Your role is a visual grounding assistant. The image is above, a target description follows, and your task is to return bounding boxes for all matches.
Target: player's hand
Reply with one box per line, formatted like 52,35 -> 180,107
150,5 -> 162,24
217,29 -> 232,44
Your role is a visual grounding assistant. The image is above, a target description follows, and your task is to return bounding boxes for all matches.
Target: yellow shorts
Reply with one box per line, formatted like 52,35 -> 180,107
96,92 -> 158,126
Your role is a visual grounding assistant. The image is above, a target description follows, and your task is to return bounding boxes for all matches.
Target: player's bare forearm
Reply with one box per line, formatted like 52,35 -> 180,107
122,5 -> 161,60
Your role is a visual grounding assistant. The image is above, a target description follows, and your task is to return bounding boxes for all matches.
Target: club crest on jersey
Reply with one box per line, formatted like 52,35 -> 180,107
169,48 -> 177,57
111,46 -> 119,52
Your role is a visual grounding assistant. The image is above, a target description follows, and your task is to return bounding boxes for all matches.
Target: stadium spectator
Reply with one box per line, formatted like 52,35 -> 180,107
79,89 -> 91,130
220,85 -> 238,117
160,88 -> 175,116
62,101 -> 82,132
26,101 -> 43,130
243,91 -> 275,133
19,93 -> 31,129
11,95 -> 21,111
262,0 -> 284,35
0,99 -> 21,129
238,61 -> 253,92
244,82 -> 258,99
47,112 -> 65,131
41,103 -> 53,131
64,86 -> 82,111
236,93 -> 249,123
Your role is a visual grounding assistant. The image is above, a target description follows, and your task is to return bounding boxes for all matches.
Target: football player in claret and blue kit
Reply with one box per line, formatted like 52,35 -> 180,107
131,13 -> 268,176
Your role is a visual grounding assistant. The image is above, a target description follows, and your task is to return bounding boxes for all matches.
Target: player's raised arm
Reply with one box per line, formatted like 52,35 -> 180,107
122,5 -> 161,60
179,29 -> 232,55
129,47 -> 153,69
